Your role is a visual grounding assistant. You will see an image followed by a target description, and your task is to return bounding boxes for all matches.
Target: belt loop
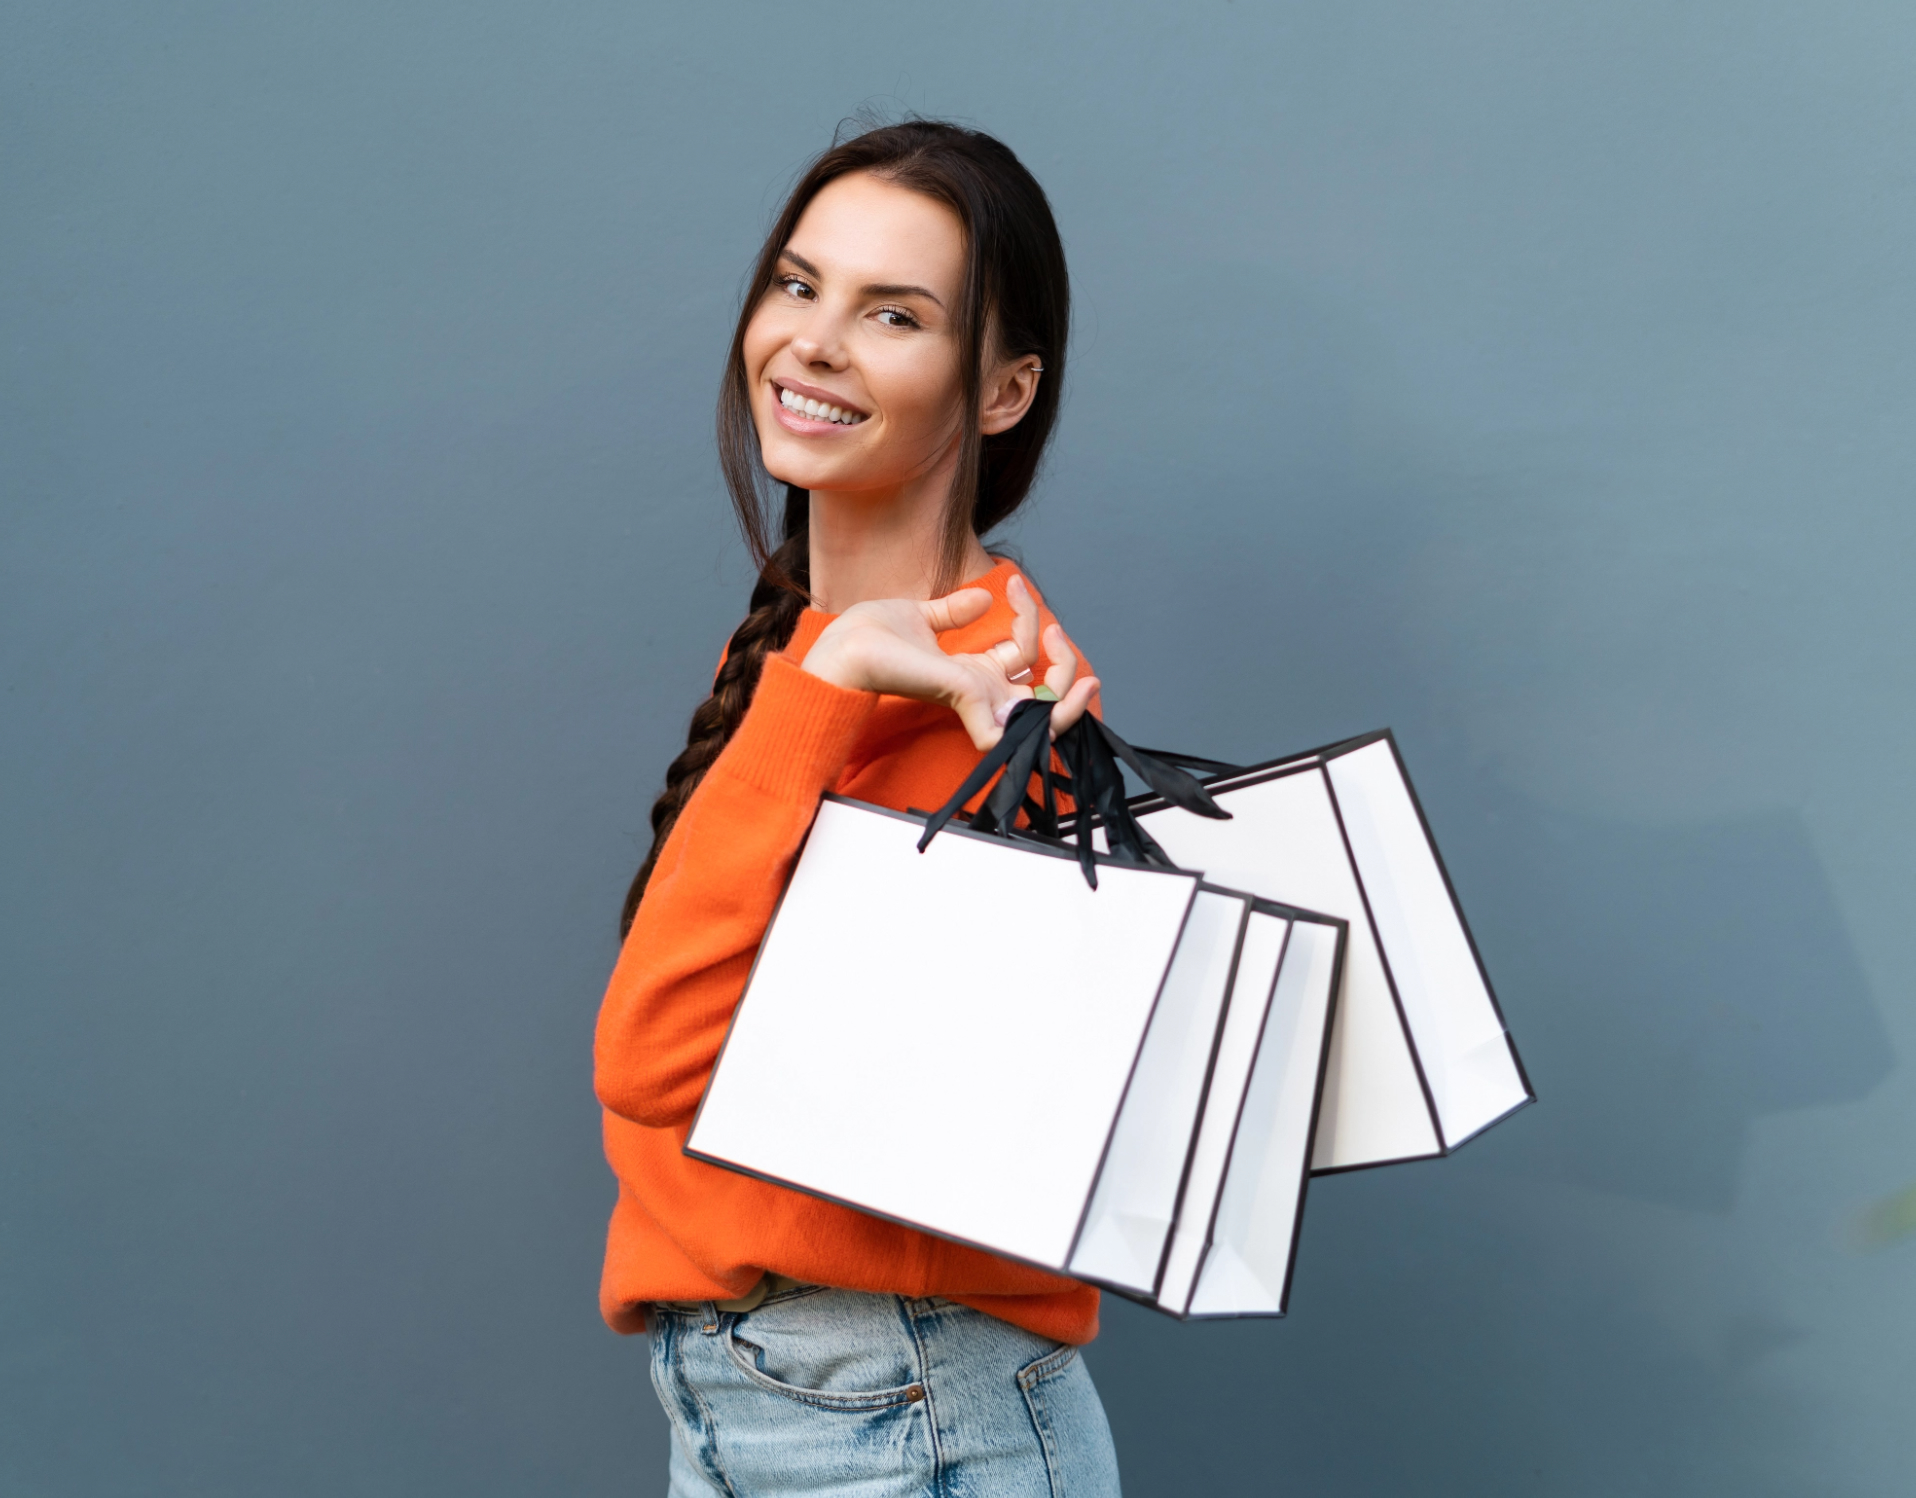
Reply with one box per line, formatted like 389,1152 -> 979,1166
701,1300 -> 719,1335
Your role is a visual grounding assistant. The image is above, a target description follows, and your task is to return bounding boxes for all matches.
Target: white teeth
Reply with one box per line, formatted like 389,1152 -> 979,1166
779,386 -> 864,424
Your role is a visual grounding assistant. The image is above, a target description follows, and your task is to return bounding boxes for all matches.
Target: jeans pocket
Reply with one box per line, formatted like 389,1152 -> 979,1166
722,1294 -> 926,1411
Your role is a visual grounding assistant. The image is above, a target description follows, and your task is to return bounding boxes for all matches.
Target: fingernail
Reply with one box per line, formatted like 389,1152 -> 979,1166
994,699 -> 1015,727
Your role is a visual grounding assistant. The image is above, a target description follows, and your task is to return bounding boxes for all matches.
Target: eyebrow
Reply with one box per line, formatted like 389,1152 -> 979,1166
779,249 -> 946,310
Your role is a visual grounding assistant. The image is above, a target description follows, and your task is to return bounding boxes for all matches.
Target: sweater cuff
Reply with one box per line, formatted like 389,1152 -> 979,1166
715,652 -> 876,803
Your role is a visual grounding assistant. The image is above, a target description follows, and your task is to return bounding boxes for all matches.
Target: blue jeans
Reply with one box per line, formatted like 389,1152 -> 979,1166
647,1285 -> 1121,1496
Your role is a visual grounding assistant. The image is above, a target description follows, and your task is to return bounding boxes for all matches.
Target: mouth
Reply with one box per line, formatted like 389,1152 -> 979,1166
773,380 -> 869,428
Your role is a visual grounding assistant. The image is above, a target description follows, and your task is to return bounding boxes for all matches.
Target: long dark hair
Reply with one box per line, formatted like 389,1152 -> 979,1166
620,119 -> 1071,935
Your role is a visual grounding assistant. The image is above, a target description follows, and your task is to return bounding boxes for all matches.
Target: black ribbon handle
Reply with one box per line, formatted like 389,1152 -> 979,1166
916,699 -> 1231,888
1122,746 -> 1244,778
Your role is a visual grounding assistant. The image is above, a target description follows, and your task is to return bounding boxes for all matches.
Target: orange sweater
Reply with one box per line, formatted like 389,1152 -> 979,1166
594,559 -> 1102,1345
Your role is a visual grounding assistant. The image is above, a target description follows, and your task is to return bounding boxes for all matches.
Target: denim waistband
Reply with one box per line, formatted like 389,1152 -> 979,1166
650,1273 -> 817,1318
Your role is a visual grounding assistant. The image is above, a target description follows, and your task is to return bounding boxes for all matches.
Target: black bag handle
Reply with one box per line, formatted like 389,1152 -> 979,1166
917,700 -> 1231,888
1123,747 -> 1244,778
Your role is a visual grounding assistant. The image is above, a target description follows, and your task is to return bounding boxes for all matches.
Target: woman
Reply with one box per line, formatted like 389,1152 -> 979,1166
595,120 -> 1119,1496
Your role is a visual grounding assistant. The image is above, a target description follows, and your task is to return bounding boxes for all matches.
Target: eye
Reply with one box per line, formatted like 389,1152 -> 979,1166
875,306 -> 920,330
776,275 -> 816,302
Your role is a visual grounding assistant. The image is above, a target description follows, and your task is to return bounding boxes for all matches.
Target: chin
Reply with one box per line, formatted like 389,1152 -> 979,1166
758,432 -> 871,495
759,449 -> 830,494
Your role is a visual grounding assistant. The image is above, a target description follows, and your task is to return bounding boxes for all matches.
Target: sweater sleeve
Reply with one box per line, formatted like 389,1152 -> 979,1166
595,653 -> 876,1127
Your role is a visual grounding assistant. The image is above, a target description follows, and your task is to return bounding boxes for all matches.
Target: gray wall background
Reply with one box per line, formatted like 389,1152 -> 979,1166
5,2 -> 1913,1494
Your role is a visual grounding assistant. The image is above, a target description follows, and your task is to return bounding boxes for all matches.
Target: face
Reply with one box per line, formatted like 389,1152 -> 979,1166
742,171 -> 1039,496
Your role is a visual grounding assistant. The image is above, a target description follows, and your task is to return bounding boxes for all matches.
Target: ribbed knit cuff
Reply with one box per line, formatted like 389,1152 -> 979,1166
716,652 -> 876,804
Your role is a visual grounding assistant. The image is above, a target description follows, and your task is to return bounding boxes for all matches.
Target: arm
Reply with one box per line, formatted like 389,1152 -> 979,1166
594,655 -> 875,1127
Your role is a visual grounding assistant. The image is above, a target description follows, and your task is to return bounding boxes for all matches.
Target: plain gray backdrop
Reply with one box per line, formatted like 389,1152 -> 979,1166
5,2 -> 1913,1494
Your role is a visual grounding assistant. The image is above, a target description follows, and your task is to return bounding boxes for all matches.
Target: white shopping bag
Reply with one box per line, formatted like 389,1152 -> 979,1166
1070,890 -> 1345,1319
685,793 -> 1202,1273
1122,731 -> 1533,1174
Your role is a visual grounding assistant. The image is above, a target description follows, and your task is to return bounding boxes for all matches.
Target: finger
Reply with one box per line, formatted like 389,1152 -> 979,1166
1049,674 -> 1100,735
993,683 -> 1037,727
986,636 -> 1032,682
1005,575 -> 1040,670
920,587 -> 992,634
1040,622 -> 1079,700
953,654 -> 1036,750
952,688 -> 1015,751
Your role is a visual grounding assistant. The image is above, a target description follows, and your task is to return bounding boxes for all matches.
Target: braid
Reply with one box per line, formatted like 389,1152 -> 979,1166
620,511 -> 809,937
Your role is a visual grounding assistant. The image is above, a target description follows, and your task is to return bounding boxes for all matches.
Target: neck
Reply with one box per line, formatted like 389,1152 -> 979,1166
805,452 -> 994,612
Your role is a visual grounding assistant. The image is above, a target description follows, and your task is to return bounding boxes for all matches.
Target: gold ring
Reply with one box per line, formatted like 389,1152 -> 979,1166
1007,665 -> 1033,684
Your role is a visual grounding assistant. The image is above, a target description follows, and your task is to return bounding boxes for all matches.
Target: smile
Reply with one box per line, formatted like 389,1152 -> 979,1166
776,384 -> 868,426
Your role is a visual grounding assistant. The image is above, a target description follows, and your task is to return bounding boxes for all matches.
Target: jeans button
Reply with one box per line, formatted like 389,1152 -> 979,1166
906,1384 -> 925,1403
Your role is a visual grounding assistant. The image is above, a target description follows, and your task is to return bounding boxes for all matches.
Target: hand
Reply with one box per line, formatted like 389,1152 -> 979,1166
803,574 -> 1101,749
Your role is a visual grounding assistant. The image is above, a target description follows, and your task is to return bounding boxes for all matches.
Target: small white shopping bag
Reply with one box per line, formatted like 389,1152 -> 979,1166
1070,889 -> 1346,1319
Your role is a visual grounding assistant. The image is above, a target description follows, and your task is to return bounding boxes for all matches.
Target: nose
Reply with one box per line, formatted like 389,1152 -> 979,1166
790,317 -> 850,372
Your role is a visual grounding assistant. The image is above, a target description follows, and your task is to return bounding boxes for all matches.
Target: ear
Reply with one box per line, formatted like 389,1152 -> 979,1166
978,354 -> 1045,436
